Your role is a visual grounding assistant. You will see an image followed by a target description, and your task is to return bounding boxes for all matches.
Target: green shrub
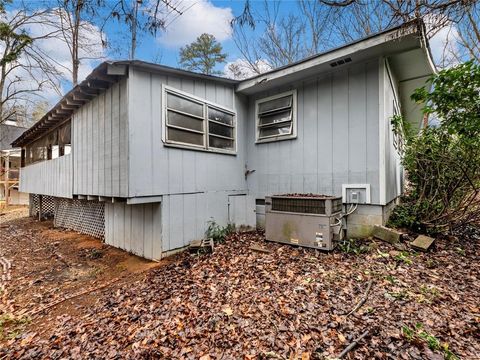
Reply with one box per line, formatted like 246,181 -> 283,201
205,219 -> 235,243
391,61 -> 480,234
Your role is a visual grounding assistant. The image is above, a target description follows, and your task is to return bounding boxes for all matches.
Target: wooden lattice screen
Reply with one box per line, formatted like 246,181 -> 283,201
54,198 -> 105,239
29,194 -> 105,239
29,194 -> 56,218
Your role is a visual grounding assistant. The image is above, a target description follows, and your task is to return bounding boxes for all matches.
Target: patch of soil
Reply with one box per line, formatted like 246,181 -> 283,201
0,206 -> 159,342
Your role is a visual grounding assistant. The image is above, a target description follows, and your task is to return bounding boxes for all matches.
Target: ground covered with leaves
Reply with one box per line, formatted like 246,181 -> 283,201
1,209 -> 479,359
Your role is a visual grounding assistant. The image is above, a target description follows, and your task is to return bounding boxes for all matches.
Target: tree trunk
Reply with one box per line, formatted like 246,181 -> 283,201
72,0 -> 83,86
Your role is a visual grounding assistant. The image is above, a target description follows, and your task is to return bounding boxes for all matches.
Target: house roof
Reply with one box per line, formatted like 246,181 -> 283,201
1,124 -> 28,150
236,20 -> 435,94
11,60 -> 239,147
12,20 -> 435,147
115,60 -> 239,85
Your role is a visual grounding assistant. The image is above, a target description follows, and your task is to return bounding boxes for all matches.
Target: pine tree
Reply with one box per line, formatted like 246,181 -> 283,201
179,33 -> 227,75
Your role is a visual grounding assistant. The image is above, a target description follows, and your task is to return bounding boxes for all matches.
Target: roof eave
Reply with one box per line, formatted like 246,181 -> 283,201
11,62 -> 120,147
236,22 -> 424,94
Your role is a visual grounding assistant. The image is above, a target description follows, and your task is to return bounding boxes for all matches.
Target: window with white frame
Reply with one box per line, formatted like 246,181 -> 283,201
163,86 -> 236,153
256,90 -> 297,142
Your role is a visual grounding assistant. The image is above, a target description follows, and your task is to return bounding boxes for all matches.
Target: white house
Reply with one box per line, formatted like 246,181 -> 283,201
12,22 -> 435,260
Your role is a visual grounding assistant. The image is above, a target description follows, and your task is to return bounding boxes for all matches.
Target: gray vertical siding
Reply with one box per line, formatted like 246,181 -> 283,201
161,191 -> 254,252
73,79 -> 128,197
19,154 -> 73,198
104,201 -> 162,260
104,192 -> 254,259
125,68 -> 254,253
383,60 -> 402,204
246,61 -> 381,204
127,68 -> 246,197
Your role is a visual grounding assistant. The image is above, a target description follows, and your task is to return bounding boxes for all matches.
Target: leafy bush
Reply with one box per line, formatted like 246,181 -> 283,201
390,61 -> 480,234
205,219 -> 235,243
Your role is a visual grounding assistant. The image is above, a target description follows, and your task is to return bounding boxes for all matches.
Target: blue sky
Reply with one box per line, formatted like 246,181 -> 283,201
104,0 -> 296,70
134,1 -> 248,66
4,0 -> 457,106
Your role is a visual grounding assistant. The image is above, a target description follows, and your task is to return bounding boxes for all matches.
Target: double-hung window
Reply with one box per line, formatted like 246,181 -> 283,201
163,86 -> 236,153
255,90 -> 297,143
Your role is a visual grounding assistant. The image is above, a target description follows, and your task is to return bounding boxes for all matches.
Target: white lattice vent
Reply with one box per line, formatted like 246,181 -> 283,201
54,198 -> 105,239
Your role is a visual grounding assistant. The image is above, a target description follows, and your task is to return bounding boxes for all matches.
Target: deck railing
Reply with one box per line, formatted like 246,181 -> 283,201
19,154 -> 73,198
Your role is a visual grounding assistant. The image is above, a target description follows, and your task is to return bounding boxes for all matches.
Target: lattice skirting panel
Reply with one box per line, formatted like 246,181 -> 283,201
29,194 -> 56,218
54,198 -> 105,239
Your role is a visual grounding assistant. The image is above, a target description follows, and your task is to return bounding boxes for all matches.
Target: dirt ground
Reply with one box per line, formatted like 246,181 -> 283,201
0,206 -> 162,344
1,207 -> 479,359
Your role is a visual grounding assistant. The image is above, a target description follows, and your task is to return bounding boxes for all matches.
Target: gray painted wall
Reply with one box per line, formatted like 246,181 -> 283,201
245,61 -> 381,204
72,79 -> 129,197
104,191 -> 255,259
127,67 -> 247,197
122,68 -> 256,254
105,201 -> 162,260
19,154 -> 72,198
161,191 -> 254,251
382,60 -> 403,204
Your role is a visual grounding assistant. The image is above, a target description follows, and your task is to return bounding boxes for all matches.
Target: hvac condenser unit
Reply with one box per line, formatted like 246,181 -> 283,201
265,195 -> 343,250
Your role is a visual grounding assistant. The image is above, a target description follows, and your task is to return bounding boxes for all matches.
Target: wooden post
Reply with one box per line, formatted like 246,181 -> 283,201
21,148 -> 25,167
38,195 -> 43,221
47,145 -> 52,160
4,154 -> 9,206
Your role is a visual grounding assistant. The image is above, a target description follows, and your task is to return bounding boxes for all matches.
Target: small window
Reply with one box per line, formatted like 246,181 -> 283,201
163,86 -> 236,153
256,90 -> 297,143
208,107 -> 235,150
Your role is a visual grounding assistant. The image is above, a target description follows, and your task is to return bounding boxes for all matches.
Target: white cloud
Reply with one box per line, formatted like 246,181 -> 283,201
223,58 -> 272,80
27,10 -> 106,85
2,8 -> 106,111
158,0 -> 233,47
429,24 -> 461,68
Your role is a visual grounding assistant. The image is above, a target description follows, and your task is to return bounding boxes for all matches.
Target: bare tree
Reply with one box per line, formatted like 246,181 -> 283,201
232,1 -> 333,75
444,2 -> 480,64
235,0 -> 478,71
258,13 -> 306,69
106,0 -> 185,60
298,0 -> 336,55
0,6 -> 63,124
49,0 -> 105,86
320,0 -> 476,37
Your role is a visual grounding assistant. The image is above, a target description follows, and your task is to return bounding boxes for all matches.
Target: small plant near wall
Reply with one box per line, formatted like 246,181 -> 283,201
205,219 -> 235,243
389,61 -> 480,235
338,238 -> 371,255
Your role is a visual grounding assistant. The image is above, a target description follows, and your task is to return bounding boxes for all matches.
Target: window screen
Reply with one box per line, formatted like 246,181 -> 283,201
256,91 -> 296,142
164,87 -> 235,153
24,120 -> 71,165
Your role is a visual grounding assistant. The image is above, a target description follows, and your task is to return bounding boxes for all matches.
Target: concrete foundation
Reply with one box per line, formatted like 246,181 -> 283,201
346,200 -> 397,238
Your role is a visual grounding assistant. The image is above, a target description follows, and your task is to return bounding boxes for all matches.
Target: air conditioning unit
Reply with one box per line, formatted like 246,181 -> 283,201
265,194 -> 343,251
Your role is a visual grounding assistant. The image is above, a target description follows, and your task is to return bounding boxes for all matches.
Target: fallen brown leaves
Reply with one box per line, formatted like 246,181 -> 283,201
1,218 -> 480,359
